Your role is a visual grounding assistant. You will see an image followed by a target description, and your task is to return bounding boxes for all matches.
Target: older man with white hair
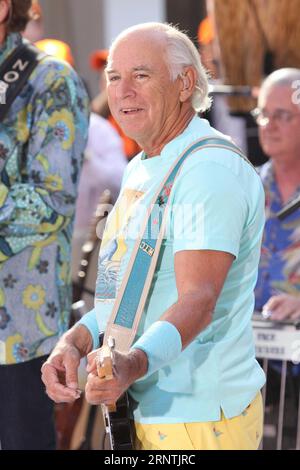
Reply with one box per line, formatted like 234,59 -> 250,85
253,68 -> 300,321
42,22 -> 265,450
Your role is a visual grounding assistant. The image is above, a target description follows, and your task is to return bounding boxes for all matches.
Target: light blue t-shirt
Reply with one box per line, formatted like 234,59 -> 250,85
79,116 -> 266,423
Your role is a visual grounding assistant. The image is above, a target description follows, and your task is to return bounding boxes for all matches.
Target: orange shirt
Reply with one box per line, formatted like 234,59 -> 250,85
108,115 -> 140,160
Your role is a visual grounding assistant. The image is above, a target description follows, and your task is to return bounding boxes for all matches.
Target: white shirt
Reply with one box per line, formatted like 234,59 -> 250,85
74,113 -> 127,232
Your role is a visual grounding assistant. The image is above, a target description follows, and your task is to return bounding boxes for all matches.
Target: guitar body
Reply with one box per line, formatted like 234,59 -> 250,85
104,393 -> 134,450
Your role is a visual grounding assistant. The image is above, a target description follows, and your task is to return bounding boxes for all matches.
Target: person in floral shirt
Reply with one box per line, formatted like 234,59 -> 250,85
0,0 -> 89,449
254,68 -> 300,321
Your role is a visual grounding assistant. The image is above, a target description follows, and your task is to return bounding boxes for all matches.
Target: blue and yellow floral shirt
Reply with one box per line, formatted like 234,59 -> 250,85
255,161 -> 300,310
0,33 -> 89,364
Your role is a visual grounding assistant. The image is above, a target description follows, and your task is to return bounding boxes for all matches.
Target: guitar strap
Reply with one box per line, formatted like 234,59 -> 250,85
0,42 -> 45,122
104,137 -> 251,352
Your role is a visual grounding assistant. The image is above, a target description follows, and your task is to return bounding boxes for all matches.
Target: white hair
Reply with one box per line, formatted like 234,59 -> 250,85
108,22 -> 212,113
259,68 -> 300,108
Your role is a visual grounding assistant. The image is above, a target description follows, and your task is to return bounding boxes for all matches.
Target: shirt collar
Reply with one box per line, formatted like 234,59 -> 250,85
139,115 -> 215,164
160,115 -> 212,159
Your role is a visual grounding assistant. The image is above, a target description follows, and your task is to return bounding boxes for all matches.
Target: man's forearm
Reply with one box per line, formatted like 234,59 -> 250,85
161,288 -> 215,349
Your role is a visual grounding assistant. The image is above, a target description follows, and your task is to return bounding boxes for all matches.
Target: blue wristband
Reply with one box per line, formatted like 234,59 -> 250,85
132,321 -> 182,377
77,308 -> 99,350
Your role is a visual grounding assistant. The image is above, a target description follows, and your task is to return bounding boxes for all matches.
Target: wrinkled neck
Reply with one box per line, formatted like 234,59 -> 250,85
142,106 -> 196,157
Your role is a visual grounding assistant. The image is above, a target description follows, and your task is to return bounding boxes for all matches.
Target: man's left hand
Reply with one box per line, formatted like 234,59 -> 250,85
85,348 -> 148,405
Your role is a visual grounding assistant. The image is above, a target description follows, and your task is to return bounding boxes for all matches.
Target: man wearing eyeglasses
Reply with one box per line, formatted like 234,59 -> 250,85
254,68 -> 300,322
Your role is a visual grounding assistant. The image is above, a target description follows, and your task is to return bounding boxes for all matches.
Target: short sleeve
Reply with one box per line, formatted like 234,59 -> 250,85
170,157 -> 248,257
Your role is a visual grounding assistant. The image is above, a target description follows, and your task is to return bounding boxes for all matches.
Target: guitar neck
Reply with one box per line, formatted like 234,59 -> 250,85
96,338 -> 134,450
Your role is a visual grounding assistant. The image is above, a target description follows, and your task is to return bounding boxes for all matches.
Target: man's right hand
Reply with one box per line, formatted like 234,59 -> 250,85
262,294 -> 300,321
41,324 -> 93,403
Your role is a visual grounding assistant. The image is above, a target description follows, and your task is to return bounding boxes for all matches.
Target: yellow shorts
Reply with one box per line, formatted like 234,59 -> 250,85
135,392 -> 263,450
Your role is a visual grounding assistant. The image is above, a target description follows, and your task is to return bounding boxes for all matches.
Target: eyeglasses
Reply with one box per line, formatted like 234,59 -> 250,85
251,107 -> 300,126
